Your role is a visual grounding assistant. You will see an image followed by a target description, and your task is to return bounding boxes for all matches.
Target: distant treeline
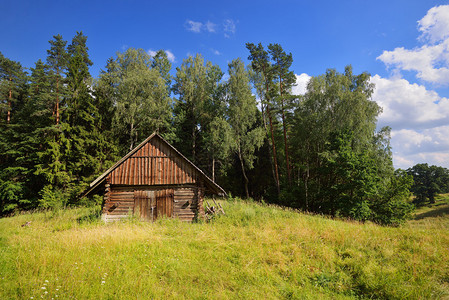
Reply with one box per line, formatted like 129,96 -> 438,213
1,32 -> 446,224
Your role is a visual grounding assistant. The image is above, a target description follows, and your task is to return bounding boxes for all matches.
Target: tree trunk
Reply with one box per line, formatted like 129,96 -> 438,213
266,101 -> 280,195
262,66 -> 280,196
192,125 -> 196,164
212,157 -> 215,182
305,163 -> 309,210
7,78 -> 12,123
238,144 -> 250,199
280,78 -> 291,184
261,101 -> 278,193
129,122 -> 134,151
56,75 -> 60,125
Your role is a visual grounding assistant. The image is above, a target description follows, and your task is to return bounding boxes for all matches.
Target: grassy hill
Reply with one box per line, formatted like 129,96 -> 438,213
1,198 -> 448,299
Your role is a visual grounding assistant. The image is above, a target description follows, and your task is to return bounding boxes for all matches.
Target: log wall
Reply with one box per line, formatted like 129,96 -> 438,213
103,186 -> 201,222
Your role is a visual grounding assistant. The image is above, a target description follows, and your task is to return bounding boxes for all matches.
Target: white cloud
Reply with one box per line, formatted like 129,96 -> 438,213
185,20 -> 203,33
185,20 -> 217,33
291,73 -> 311,95
371,75 -> 449,130
223,19 -> 236,38
147,49 -> 176,63
370,74 -> 449,169
165,50 -> 175,62
147,49 -> 157,57
205,21 -> 216,33
373,5 -> 449,169
185,18 -> 237,37
377,5 -> 449,85
211,48 -> 221,55
418,5 -> 449,44
394,126 -> 449,154
390,126 -> 449,169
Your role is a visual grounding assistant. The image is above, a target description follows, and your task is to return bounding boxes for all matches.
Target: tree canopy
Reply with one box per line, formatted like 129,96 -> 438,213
0,34 -> 435,226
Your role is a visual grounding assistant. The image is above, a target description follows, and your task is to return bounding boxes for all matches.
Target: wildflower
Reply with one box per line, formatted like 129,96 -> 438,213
101,281 -> 105,284
41,287 -> 46,290
45,280 -> 49,283
44,291 -> 48,294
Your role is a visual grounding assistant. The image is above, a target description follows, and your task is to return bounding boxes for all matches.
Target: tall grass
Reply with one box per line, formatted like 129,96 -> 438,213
0,199 -> 448,299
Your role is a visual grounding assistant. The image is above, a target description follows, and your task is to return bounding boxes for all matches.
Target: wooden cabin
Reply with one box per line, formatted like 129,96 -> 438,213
83,133 -> 226,222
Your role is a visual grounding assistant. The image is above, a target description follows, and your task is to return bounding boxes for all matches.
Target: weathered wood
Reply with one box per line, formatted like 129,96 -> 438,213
198,182 -> 205,219
92,134 -> 225,223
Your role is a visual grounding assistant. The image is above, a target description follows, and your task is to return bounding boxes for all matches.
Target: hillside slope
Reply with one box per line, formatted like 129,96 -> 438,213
0,199 -> 448,299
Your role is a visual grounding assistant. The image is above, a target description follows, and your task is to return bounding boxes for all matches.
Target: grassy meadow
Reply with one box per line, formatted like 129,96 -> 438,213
1,197 -> 449,299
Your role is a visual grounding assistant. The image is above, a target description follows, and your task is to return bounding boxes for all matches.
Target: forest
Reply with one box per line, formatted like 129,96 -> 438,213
1,32 -> 448,225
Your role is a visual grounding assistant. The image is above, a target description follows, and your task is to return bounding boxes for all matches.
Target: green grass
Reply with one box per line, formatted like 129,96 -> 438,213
413,193 -> 449,221
1,199 -> 448,299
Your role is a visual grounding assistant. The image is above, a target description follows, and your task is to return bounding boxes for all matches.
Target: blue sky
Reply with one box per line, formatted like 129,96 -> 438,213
2,0 -> 449,169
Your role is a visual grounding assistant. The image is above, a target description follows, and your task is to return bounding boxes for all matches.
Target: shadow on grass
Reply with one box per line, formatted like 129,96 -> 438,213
414,205 -> 449,220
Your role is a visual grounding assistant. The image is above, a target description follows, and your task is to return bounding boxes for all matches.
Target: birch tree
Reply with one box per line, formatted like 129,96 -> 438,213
226,58 -> 265,198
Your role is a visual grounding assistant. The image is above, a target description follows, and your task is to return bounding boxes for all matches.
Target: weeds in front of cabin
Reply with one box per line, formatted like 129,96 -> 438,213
0,198 -> 448,299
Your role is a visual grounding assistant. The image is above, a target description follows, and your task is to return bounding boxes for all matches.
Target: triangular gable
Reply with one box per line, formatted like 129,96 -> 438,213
83,133 -> 226,197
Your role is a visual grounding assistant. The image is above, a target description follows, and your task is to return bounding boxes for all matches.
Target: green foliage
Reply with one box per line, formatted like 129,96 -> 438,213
0,37 -> 426,227
226,58 -> 265,197
407,163 -> 449,205
172,53 -> 224,175
97,48 -> 173,154
370,169 -> 414,226
288,66 -> 411,225
38,185 -> 67,209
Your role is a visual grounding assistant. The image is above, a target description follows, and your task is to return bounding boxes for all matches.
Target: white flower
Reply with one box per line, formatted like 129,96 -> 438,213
101,281 -> 105,284
45,280 -> 49,283
44,291 -> 48,294
41,287 -> 46,290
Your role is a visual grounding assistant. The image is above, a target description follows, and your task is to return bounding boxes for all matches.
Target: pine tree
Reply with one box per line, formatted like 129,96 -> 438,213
46,34 -> 68,125
0,52 -> 26,124
246,43 -> 281,195
268,44 -> 296,184
64,32 -> 118,201
0,53 -> 28,213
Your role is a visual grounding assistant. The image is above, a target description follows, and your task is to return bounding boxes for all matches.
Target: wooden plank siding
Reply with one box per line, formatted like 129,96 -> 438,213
87,133 -> 225,223
104,187 -> 199,222
109,137 -> 197,186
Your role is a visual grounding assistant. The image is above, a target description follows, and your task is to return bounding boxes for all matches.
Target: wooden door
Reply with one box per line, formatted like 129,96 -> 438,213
134,190 -> 156,221
155,189 -> 174,218
134,189 -> 173,221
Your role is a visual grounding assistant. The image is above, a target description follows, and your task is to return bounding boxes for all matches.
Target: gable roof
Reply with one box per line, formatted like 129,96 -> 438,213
83,132 -> 226,197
